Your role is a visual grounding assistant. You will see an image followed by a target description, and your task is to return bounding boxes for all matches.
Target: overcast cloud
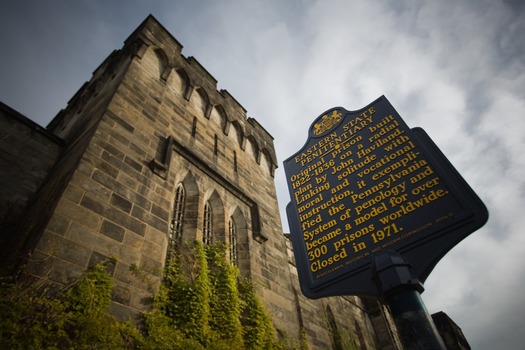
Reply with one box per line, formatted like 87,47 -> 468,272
1,1 -> 524,349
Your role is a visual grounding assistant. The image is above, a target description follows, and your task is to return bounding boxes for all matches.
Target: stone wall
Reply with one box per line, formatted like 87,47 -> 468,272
0,102 -> 63,252
0,15 -> 400,349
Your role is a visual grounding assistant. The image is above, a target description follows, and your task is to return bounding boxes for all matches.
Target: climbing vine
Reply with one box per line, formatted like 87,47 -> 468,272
0,242 -> 288,349
238,276 -> 286,349
144,241 -> 286,349
0,263 -> 141,349
159,240 -> 212,343
206,243 -> 244,348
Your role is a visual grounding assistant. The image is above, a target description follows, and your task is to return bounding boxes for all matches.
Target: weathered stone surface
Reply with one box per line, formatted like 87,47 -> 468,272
0,15 -> 402,349
100,219 -> 126,242
0,103 -> 62,245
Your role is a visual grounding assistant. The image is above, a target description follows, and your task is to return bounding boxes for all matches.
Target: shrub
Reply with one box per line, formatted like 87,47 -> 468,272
1,242 -> 287,349
0,263 -> 141,349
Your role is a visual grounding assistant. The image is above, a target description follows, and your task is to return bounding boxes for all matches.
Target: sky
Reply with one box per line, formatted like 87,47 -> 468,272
1,0 -> 524,348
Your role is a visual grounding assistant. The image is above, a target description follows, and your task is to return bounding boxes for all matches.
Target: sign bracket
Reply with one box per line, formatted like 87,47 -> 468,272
373,250 -> 445,349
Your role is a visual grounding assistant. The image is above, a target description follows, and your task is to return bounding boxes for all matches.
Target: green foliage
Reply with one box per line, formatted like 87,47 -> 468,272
238,277 -> 286,350
0,242 -> 289,349
159,241 -> 211,343
144,241 -> 286,349
0,263 -> 141,349
300,326 -> 309,350
206,243 -> 244,348
140,309 -> 202,350
325,311 -> 360,350
339,333 -> 360,350
238,277 -> 266,348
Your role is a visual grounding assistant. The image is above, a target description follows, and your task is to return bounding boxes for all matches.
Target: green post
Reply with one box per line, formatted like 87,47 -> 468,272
373,251 -> 446,350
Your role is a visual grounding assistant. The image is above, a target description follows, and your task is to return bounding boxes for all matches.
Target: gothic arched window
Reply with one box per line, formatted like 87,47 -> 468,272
203,201 -> 213,245
169,184 -> 185,247
229,218 -> 238,266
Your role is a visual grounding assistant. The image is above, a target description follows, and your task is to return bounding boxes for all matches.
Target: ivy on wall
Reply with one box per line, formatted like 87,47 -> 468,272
144,241 -> 286,349
0,263 -> 141,349
0,241 -> 288,349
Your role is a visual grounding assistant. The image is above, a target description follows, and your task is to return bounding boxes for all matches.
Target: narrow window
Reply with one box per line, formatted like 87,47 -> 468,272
326,306 -> 343,350
229,218 -> 238,266
191,117 -> 197,137
169,184 -> 185,245
233,151 -> 238,173
166,184 -> 185,265
203,201 -> 213,245
214,134 -> 218,156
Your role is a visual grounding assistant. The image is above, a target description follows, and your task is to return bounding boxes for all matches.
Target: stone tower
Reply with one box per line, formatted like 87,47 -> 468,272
0,15 -> 400,349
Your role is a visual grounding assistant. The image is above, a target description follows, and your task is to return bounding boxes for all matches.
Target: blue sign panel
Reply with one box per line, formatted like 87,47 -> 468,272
284,96 -> 488,298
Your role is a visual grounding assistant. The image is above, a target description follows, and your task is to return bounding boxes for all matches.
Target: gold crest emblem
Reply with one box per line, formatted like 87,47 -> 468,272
313,110 -> 342,135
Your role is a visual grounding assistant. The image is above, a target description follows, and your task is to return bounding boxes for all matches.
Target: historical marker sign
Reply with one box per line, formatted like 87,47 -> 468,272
284,96 -> 488,298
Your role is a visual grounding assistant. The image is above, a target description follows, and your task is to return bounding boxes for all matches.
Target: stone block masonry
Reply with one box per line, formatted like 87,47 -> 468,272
0,15 -> 400,349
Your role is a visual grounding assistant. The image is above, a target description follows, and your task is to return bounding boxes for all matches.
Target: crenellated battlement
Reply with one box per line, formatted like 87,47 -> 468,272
49,14 -> 277,176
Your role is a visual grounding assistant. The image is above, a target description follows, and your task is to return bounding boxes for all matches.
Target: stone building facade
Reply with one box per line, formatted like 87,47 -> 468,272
0,15 -> 402,349
432,312 -> 471,350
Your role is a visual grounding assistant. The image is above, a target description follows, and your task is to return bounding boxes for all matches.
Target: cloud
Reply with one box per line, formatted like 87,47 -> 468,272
0,1 -> 524,349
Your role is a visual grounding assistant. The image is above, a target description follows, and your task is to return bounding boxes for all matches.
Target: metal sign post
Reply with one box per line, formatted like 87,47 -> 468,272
373,251 -> 445,349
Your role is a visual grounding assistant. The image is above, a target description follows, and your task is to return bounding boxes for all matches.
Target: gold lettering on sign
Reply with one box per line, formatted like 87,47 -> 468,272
287,102 -> 456,278
314,110 -> 342,135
